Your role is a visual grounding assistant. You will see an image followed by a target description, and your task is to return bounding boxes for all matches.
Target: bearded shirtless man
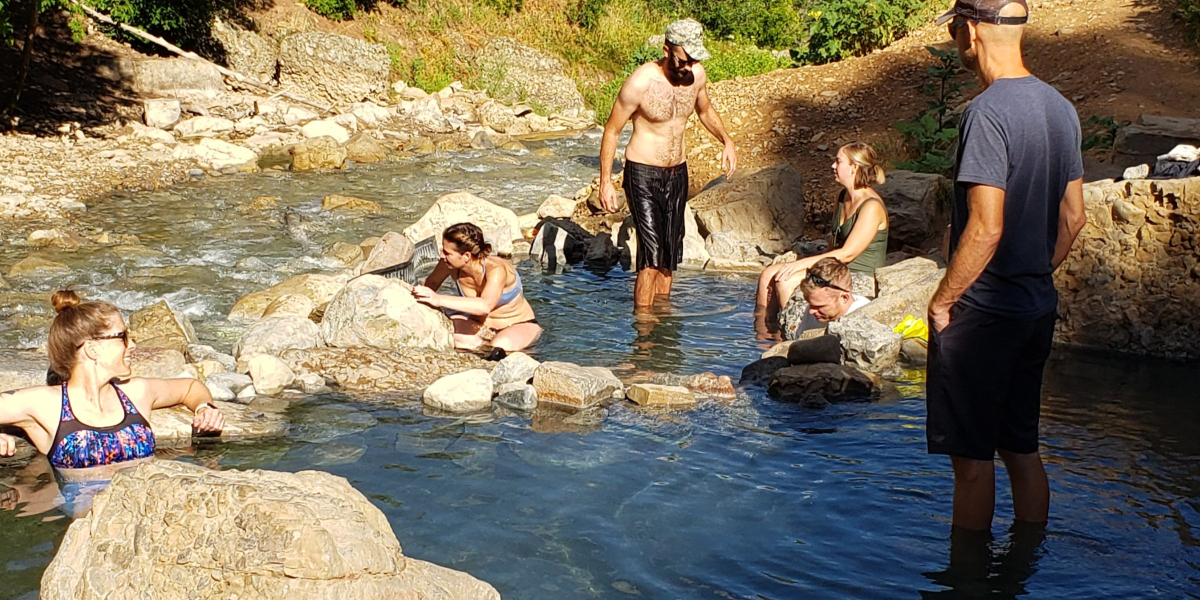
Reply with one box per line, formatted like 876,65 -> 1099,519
598,18 -> 737,308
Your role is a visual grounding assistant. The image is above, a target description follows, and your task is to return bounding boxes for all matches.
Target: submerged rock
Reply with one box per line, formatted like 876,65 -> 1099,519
148,399 -> 288,446
129,300 -> 197,353
646,371 -> 736,399
423,369 -> 493,413
494,382 -> 538,411
40,461 -> 500,600
533,362 -> 623,409
767,363 -> 882,407
320,275 -> 454,353
322,194 -> 382,214
7,256 -> 70,278
280,347 -> 487,393
626,383 -> 696,407
740,357 -> 789,387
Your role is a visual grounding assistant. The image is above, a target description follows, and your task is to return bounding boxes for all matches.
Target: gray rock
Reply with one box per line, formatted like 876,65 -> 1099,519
423,369 -> 493,413
491,351 -> 540,386
705,230 -> 761,264
148,399 -> 288,446
293,372 -> 330,394
827,313 -> 903,372
206,372 -> 254,394
494,382 -> 538,411
278,32 -> 390,106
690,163 -> 806,255
40,461 -> 501,600
875,256 -> 944,297
236,256 -> 271,271
360,231 -> 414,274
532,361 -> 623,408
249,354 -> 295,396
853,269 -> 943,329
129,347 -> 187,379
740,357 -> 789,387
205,382 -> 235,401
477,38 -> 587,117
1114,114 -> 1200,163
0,349 -> 47,391
901,338 -> 928,367
343,132 -> 388,164
876,171 -> 952,251
186,344 -> 238,372
786,335 -> 843,364
234,315 -> 324,366
143,98 -> 181,129
320,275 -> 454,353
106,57 -> 224,99
129,300 -> 197,353
401,191 -> 520,257
211,18 -> 278,85
768,363 -> 882,407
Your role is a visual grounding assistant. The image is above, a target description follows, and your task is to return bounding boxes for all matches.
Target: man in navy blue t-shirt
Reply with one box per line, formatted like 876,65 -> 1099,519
927,0 -> 1088,531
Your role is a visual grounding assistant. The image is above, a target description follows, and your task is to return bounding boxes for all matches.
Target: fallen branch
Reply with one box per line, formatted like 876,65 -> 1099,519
71,1 -> 335,115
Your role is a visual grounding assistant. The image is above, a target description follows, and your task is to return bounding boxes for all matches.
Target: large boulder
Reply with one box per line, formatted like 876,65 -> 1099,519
174,116 -> 235,139
228,274 -> 346,323
105,57 -> 224,100
233,315 -> 324,366
491,351 -> 540,386
40,461 -> 500,600
280,347 -> 488,392
360,231 -> 415,273
877,171 -> 951,251
290,135 -> 348,171
477,38 -> 587,117
423,369 -> 493,413
853,269 -> 943,329
301,120 -> 351,145
320,275 -> 454,353
874,256 -> 943,296
195,138 -> 259,170
532,362 -> 623,409
768,363 -> 882,407
1055,177 -> 1200,358
343,132 -> 388,164
278,32 -> 390,106
827,313 -> 902,372
211,18 -> 278,85
402,192 -> 520,256
128,300 -> 197,353
142,98 -> 181,129
0,349 -> 46,390
248,354 -> 296,396
1114,114 -> 1200,164
129,347 -> 187,379
689,163 -> 806,255
147,400 -> 288,446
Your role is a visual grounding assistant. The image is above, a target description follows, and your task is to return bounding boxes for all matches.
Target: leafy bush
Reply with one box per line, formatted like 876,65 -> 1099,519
89,0 -> 218,48
704,41 -> 790,82
894,46 -> 972,175
1178,0 -> 1200,46
652,0 -> 804,49
568,0 -> 611,29
302,0 -> 356,20
1081,115 -> 1130,152
480,0 -> 523,17
803,0 -> 931,64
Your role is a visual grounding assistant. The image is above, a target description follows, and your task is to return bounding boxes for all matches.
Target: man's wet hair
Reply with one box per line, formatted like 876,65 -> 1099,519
799,257 -> 853,297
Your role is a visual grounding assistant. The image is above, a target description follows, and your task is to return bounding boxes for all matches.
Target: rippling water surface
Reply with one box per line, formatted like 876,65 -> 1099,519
1,134 -> 1197,599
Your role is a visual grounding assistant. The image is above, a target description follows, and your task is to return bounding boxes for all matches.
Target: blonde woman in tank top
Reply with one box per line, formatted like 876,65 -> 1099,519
755,141 -> 890,318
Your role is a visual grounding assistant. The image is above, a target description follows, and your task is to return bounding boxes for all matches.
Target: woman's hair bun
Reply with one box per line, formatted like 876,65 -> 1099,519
51,290 -> 82,313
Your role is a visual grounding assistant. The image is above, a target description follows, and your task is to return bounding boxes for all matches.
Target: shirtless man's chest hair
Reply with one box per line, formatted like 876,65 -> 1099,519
628,68 -> 700,166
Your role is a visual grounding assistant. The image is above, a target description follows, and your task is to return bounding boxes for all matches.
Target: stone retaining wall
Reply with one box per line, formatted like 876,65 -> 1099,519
1055,177 -> 1200,358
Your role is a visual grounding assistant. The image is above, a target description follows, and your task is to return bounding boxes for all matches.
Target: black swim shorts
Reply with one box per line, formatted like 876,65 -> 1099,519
926,303 -> 1056,461
622,159 -> 689,272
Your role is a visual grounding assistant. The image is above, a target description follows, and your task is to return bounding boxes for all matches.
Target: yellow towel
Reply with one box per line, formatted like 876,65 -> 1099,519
894,315 -> 928,342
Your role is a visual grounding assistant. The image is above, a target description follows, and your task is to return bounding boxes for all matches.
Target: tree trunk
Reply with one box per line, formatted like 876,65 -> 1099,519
0,0 -> 40,120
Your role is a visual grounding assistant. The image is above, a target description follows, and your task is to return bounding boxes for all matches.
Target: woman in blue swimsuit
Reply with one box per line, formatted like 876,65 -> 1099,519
0,290 -> 223,472
413,222 -> 542,359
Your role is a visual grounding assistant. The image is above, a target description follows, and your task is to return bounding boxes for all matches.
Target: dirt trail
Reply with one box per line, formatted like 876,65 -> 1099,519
684,0 -> 1200,231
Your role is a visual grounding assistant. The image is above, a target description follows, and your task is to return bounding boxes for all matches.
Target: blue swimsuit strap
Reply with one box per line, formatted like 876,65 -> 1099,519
454,260 -> 522,307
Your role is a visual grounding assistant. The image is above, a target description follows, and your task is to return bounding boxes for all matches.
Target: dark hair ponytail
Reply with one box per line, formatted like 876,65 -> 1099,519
443,222 -> 492,260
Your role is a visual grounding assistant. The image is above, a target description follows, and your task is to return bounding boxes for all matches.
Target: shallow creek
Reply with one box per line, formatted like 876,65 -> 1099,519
0,132 -> 1197,599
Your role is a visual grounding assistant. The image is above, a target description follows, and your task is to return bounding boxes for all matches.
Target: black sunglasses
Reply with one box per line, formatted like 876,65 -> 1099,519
78,330 -> 129,349
806,272 -> 852,294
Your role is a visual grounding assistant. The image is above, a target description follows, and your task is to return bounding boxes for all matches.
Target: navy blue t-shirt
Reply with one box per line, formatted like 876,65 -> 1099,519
950,76 -> 1084,319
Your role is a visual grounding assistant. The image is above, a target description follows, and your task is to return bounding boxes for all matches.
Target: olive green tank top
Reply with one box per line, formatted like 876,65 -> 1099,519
833,191 -> 889,275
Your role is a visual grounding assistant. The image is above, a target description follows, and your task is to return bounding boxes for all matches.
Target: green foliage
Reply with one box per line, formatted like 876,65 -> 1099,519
803,0 -> 931,64
655,0 -> 804,49
704,41 -> 791,82
0,0 -> 12,44
1179,0 -> 1200,47
409,55 -> 454,92
480,0 -> 522,17
1081,115 -> 1130,152
568,0 -> 611,29
894,46 -> 973,175
89,0 -> 216,48
302,0 -> 356,20
67,13 -> 87,42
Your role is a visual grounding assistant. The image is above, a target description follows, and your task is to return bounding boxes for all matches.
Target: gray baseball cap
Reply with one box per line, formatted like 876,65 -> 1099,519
665,18 -> 711,61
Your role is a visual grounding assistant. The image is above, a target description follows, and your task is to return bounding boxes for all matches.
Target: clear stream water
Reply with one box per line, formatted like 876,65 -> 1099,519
0,131 -> 1197,599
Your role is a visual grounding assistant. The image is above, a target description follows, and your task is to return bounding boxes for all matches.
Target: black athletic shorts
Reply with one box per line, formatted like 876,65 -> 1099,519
623,159 -> 688,272
926,303 -> 1056,461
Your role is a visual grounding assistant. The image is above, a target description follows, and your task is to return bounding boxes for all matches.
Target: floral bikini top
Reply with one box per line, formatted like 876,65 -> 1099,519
48,382 -> 156,469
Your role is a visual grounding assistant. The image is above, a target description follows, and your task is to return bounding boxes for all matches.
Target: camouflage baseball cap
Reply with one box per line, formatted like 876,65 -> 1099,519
665,18 -> 711,61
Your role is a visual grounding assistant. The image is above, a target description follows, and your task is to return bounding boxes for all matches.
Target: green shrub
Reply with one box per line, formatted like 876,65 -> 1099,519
894,46 -> 973,175
480,0 -> 522,17
89,0 -> 217,49
705,41 -> 790,82
301,0 -> 356,20
568,0 -> 611,29
1178,0 -> 1200,46
803,0 -> 932,64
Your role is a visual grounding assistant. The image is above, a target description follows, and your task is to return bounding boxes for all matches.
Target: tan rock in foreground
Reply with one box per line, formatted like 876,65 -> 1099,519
40,460 -> 501,600
147,399 -> 288,447
281,346 -> 488,392
129,300 -> 197,353
533,362 -> 622,408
